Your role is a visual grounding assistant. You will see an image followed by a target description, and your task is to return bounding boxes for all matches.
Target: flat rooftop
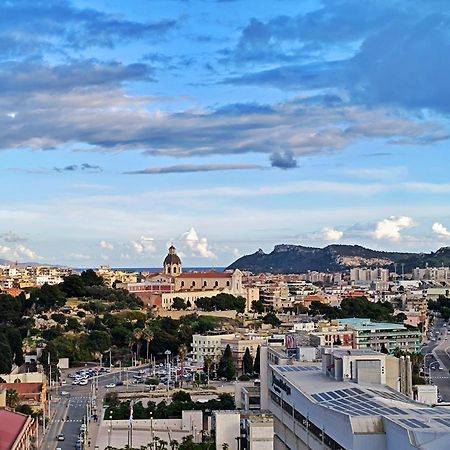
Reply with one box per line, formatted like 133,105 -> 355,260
272,364 -> 450,433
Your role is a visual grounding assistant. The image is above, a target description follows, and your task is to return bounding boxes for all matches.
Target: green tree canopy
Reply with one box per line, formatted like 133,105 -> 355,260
242,347 -> 253,375
253,345 -> 261,375
172,297 -> 187,310
217,344 -> 235,380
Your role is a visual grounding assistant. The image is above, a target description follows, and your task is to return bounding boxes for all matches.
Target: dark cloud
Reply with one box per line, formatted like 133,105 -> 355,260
226,1 -> 402,65
270,151 -> 298,169
0,60 -> 153,93
0,231 -> 27,243
0,0 -> 177,57
54,163 -> 102,173
224,1 -> 450,114
124,163 -> 265,175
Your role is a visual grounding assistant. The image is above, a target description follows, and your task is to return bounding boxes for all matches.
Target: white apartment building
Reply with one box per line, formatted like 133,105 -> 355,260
413,266 -> 450,281
350,267 -> 389,283
191,333 -> 237,366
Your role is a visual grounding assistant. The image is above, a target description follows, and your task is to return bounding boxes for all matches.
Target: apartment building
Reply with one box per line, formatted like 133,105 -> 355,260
191,333 -> 237,366
338,318 -> 422,354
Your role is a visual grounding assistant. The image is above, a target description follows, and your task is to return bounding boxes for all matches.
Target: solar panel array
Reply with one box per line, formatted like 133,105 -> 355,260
310,387 -> 450,427
278,366 -> 321,372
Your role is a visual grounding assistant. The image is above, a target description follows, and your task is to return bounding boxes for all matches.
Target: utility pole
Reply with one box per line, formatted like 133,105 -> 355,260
48,353 -> 52,423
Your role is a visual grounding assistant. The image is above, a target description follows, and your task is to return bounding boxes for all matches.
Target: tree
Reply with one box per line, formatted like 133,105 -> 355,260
87,331 -> 111,353
61,275 -> 86,298
5,328 -> 24,366
141,327 -> 154,362
217,345 -> 235,380
203,355 -> 214,386
251,300 -> 265,314
6,389 -> 21,408
130,329 -> 143,364
380,343 -> 389,354
253,345 -> 261,375
172,297 -> 187,310
262,312 -> 281,327
81,269 -> 104,287
242,347 -> 253,375
33,284 -> 66,310
0,334 -> 13,373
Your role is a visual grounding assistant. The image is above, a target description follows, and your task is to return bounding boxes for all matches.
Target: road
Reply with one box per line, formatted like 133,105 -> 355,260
40,364 -> 155,450
42,385 -> 89,450
421,316 -> 450,401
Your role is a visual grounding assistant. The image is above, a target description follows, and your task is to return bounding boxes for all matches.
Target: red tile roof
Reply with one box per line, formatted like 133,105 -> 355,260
0,383 -> 42,395
178,272 -> 232,279
0,410 -> 28,450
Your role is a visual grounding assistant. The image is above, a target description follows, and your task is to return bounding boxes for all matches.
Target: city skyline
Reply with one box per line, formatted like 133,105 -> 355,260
2,0 -> 450,266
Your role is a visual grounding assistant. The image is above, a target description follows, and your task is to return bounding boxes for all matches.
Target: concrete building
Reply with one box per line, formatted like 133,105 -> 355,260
243,415 -> 274,450
346,320 -> 422,354
213,411 -> 241,450
191,333 -> 237,366
221,335 -> 266,373
95,411 -> 203,450
268,350 -> 450,450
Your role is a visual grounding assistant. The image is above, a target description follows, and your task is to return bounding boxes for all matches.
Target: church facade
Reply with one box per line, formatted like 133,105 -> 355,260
142,245 -> 258,311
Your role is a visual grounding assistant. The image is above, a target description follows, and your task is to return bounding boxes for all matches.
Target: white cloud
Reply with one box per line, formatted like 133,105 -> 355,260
16,244 -> 39,260
100,240 -> 114,250
0,243 -> 41,261
322,227 -> 344,241
373,216 -> 414,241
0,245 -> 13,258
180,227 -> 216,259
432,222 -> 450,238
131,236 -> 156,255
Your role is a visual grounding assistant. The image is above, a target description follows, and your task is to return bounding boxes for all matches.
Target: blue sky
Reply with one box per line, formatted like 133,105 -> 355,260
2,0 -> 450,267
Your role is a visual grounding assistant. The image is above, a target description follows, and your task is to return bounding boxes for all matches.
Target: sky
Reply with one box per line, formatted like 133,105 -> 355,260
2,0 -> 450,267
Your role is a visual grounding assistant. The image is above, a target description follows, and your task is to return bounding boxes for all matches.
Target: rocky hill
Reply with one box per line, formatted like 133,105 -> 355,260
227,244 -> 450,274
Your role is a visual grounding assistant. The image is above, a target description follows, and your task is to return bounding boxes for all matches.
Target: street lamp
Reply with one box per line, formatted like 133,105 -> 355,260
165,350 -> 172,393
149,412 -> 153,450
108,411 -> 113,449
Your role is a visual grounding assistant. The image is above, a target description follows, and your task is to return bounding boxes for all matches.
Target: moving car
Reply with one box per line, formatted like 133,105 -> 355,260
57,434 -> 65,441
105,383 -> 116,388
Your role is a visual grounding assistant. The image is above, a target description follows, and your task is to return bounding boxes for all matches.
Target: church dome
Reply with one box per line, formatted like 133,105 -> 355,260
164,253 -> 182,265
164,245 -> 182,266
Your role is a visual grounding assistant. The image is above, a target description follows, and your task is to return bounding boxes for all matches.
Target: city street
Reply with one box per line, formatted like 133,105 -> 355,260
421,316 -> 450,401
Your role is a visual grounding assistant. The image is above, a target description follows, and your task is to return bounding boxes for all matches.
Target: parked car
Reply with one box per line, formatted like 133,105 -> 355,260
105,383 -> 116,388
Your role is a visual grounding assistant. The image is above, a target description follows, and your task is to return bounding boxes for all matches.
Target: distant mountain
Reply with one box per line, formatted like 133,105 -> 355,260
227,244 -> 450,274
0,258 -> 53,267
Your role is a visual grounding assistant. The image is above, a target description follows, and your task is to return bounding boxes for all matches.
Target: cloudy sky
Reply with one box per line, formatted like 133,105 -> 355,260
2,0 -> 450,267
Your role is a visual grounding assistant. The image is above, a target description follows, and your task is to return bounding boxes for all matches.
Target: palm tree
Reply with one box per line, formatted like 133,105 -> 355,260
178,344 -> 188,388
204,355 -> 214,387
141,327 -> 154,363
129,328 -> 143,366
